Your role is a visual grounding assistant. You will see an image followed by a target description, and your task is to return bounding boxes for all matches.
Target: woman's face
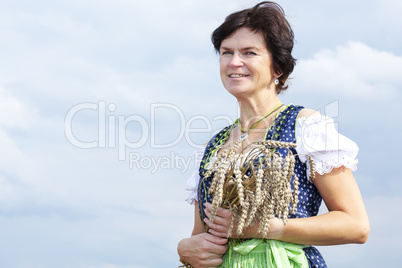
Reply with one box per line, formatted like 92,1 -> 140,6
219,27 -> 277,98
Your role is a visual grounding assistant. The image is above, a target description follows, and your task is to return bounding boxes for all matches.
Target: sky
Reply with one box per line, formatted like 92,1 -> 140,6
0,0 -> 401,267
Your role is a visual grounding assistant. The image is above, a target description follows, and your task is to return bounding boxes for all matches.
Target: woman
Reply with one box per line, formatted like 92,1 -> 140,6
177,2 -> 369,267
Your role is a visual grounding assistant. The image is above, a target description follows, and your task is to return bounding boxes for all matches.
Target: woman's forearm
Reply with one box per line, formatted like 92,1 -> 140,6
258,211 -> 370,245
205,168 -> 370,246
248,169 -> 369,245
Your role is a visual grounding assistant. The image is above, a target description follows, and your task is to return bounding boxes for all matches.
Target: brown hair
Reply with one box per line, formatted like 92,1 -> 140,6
211,1 -> 296,93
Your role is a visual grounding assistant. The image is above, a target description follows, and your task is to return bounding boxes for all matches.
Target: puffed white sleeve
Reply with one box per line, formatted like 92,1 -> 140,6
185,148 -> 205,205
295,114 -> 359,182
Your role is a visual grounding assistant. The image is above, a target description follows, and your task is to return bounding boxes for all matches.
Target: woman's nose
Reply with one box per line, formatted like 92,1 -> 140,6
229,53 -> 244,67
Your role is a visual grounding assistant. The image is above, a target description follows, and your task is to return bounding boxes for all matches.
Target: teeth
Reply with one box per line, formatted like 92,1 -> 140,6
229,74 -> 247,78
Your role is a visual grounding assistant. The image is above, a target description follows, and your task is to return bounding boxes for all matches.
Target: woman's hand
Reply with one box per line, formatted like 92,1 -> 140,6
178,201 -> 228,268
177,233 -> 228,268
204,202 -> 285,239
203,203 -> 233,238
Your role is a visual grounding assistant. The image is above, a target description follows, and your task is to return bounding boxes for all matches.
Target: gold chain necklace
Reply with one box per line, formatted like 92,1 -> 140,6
238,103 -> 284,141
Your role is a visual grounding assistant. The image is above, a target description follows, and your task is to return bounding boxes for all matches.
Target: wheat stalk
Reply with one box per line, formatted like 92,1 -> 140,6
207,139 -> 312,238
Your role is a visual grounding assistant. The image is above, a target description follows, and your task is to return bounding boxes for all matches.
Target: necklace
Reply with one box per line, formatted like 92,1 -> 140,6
238,103 -> 284,141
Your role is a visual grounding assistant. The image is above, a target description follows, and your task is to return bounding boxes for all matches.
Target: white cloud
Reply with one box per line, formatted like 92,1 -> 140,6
295,42 -> 402,100
0,87 -> 38,129
0,128 -> 33,179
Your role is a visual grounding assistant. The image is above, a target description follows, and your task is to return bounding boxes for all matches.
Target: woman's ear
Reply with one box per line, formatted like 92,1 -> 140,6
275,71 -> 283,79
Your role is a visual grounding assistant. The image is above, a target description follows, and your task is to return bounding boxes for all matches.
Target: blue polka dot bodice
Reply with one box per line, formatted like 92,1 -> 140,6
197,104 -> 327,267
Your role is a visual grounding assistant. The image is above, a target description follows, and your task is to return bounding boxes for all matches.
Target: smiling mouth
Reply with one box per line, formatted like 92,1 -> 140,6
229,74 -> 249,78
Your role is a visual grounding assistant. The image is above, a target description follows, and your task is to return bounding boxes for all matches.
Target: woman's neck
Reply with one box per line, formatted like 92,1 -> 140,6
237,93 -> 282,130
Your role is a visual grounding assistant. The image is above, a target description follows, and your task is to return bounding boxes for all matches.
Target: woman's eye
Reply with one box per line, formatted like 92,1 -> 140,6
221,51 -> 232,55
245,51 -> 257,56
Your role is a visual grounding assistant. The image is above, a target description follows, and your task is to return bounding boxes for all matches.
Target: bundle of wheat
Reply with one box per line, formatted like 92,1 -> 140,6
204,139 -> 315,238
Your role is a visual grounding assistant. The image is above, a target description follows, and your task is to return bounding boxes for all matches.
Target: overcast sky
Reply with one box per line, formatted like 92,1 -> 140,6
0,0 -> 401,267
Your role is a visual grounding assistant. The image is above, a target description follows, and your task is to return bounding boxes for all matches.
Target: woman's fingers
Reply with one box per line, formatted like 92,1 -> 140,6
183,233 -> 227,267
202,232 -> 228,246
208,227 -> 228,239
205,203 -> 232,218
204,211 -> 229,229
203,203 -> 236,239
204,217 -> 227,235
204,203 -> 232,227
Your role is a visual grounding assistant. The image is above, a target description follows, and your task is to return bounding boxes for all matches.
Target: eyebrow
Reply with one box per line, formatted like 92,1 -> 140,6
220,46 -> 261,51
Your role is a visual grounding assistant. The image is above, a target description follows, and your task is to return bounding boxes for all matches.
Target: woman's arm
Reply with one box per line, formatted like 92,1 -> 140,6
270,166 -> 370,245
177,201 -> 228,268
204,166 -> 370,246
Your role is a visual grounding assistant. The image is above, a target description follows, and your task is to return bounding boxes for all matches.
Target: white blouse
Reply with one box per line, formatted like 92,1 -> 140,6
185,114 -> 359,205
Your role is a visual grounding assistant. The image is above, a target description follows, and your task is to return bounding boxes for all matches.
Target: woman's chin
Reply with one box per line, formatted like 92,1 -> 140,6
224,86 -> 252,97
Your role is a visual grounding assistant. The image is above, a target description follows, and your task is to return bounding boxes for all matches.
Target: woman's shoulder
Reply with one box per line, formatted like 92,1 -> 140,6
295,107 -> 334,127
294,107 -> 359,176
276,105 -> 321,126
294,107 -> 335,141
297,107 -> 322,119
